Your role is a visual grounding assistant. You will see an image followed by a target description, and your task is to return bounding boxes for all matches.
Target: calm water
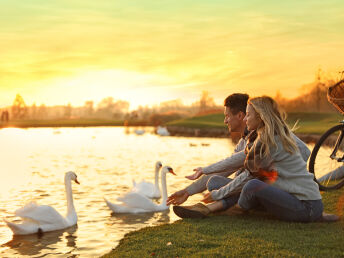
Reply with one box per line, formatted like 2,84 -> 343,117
0,127 -> 236,257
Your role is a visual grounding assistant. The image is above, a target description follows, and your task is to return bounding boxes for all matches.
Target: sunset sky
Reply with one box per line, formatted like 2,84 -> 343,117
1,0 -> 343,109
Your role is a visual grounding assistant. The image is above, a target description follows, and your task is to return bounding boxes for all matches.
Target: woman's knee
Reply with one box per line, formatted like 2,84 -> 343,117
206,175 -> 225,191
242,179 -> 265,193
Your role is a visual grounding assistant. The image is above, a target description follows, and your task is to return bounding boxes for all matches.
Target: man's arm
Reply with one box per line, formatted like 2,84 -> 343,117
166,171 -> 232,205
189,138 -> 246,177
291,132 -> 311,162
167,139 -> 247,206
202,150 -> 246,175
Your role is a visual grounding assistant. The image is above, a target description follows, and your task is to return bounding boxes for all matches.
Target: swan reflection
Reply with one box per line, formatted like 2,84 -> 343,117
3,225 -> 77,257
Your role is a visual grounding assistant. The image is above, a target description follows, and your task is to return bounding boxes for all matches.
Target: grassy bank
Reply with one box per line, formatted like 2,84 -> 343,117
167,113 -> 225,129
103,189 -> 344,257
167,112 -> 343,135
1,112 -> 342,136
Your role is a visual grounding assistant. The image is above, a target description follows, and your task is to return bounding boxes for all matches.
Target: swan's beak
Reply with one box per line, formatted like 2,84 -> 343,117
168,168 -> 176,175
75,178 -> 80,184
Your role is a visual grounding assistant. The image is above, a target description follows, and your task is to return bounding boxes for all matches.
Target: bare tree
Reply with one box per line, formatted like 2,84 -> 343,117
11,94 -> 28,119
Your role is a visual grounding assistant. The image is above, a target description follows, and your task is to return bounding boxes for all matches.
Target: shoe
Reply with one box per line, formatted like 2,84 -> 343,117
173,203 -> 210,218
318,212 -> 340,222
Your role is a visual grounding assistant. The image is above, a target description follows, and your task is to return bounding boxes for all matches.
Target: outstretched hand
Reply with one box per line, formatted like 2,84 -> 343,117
185,167 -> 203,180
166,189 -> 189,206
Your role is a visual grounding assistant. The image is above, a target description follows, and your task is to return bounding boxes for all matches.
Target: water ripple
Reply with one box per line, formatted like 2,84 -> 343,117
0,127 -> 235,257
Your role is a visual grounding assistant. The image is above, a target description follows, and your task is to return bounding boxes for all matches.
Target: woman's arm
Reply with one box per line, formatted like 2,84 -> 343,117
210,171 -> 253,200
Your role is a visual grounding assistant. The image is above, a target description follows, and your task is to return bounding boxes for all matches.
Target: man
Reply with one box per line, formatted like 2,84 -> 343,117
168,94 -> 312,219
166,93 -> 250,206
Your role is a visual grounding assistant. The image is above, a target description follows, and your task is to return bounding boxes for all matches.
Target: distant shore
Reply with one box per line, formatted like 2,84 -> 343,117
0,120 -> 323,144
165,126 -> 322,144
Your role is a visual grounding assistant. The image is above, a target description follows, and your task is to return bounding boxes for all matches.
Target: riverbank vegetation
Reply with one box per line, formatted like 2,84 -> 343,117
167,112 -> 342,135
1,112 -> 342,137
102,188 -> 343,257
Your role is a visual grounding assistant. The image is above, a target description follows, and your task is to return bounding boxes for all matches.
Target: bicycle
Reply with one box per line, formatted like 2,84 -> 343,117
309,76 -> 344,190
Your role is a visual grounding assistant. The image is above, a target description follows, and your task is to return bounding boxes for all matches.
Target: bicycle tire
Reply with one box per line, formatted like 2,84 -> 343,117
309,123 -> 344,190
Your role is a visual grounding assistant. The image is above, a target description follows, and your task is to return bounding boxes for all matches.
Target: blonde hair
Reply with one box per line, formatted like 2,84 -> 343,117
248,96 -> 298,157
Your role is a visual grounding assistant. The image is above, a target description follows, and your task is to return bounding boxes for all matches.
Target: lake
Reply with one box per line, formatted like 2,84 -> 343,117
0,127 -> 236,257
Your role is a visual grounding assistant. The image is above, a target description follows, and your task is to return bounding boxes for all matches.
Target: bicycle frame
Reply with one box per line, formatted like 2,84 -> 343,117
330,120 -> 344,162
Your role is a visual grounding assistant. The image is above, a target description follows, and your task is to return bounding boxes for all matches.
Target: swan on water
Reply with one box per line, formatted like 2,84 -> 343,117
156,126 -> 170,136
134,129 -> 145,135
131,161 -> 162,199
105,166 -> 175,213
4,171 -> 80,235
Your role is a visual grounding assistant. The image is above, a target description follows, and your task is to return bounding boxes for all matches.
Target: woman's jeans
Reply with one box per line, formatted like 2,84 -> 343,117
238,179 -> 323,222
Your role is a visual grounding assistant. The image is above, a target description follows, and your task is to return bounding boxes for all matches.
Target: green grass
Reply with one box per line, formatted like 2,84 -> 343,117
167,112 -> 343,135
167,113 -> 226,128
287,112 -> 343,135
103,189 -> 344,257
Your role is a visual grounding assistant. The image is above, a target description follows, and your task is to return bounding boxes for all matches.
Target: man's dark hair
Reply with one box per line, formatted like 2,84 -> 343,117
224,93 -> 249,114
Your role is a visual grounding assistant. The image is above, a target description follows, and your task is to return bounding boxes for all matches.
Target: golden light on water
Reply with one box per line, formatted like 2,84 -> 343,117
0,127 -> 235,256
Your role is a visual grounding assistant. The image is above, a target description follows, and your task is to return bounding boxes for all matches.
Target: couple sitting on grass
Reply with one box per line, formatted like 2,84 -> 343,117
167,93 -> 339,222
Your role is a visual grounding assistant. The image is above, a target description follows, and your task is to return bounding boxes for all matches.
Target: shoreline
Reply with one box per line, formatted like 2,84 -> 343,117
166,126 -> 322,144
102,189 -> 343,257
0,122 -> 322,144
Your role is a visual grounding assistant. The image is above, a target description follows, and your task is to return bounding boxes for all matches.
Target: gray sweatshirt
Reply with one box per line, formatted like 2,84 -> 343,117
185,132 -> 310,198
210,134 -> 316,201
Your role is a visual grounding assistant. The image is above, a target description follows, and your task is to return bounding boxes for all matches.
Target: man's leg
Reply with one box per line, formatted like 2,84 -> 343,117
238,179 -> 323,222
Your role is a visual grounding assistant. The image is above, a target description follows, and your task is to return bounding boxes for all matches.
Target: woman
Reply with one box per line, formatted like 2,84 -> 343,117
174,96 -> 338,222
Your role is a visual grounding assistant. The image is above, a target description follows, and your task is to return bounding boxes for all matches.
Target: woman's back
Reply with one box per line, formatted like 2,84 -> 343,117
268,135 -> 321,200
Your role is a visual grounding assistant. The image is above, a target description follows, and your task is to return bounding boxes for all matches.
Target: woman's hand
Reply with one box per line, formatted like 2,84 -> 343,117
201,192 -> 214,204
185,167 -> 203,180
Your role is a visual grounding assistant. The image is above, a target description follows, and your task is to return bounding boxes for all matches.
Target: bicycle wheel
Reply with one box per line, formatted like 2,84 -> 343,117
309,123 -> 344,190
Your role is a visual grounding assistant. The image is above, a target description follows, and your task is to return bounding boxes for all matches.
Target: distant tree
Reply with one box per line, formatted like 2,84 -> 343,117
30,103 -> 37,119
37,104 -> 47,119
84,101 -> 94,117
64,103 -> 72,118
199,91 -> 215,113
96,97 -> 130,119
11,94 -> 28,119
277,69 -> 336,113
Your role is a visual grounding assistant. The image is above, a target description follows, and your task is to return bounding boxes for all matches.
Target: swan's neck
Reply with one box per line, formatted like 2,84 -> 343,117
65,178 -> 76,222
160,172 -> 168,204
154,167 -> 160,191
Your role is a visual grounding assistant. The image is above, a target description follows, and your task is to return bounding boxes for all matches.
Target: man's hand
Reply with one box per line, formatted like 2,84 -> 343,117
201,192 -> 214,204
185,167 -> 203,180
166,189 -> 190,206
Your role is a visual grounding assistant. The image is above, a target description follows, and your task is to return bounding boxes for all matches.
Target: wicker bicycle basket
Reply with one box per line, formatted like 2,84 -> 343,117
327,79 -> 344,114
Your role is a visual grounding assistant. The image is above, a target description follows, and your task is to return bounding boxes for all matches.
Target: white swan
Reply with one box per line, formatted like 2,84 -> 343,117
4,171 -> 79,235
156,126 -> 170,136
134,129 -> 145,135
131,161 -> 162,199
105,166 -> 175,213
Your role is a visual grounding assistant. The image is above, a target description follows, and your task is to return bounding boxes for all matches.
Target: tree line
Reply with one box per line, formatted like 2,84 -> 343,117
2,71 -> 341,124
